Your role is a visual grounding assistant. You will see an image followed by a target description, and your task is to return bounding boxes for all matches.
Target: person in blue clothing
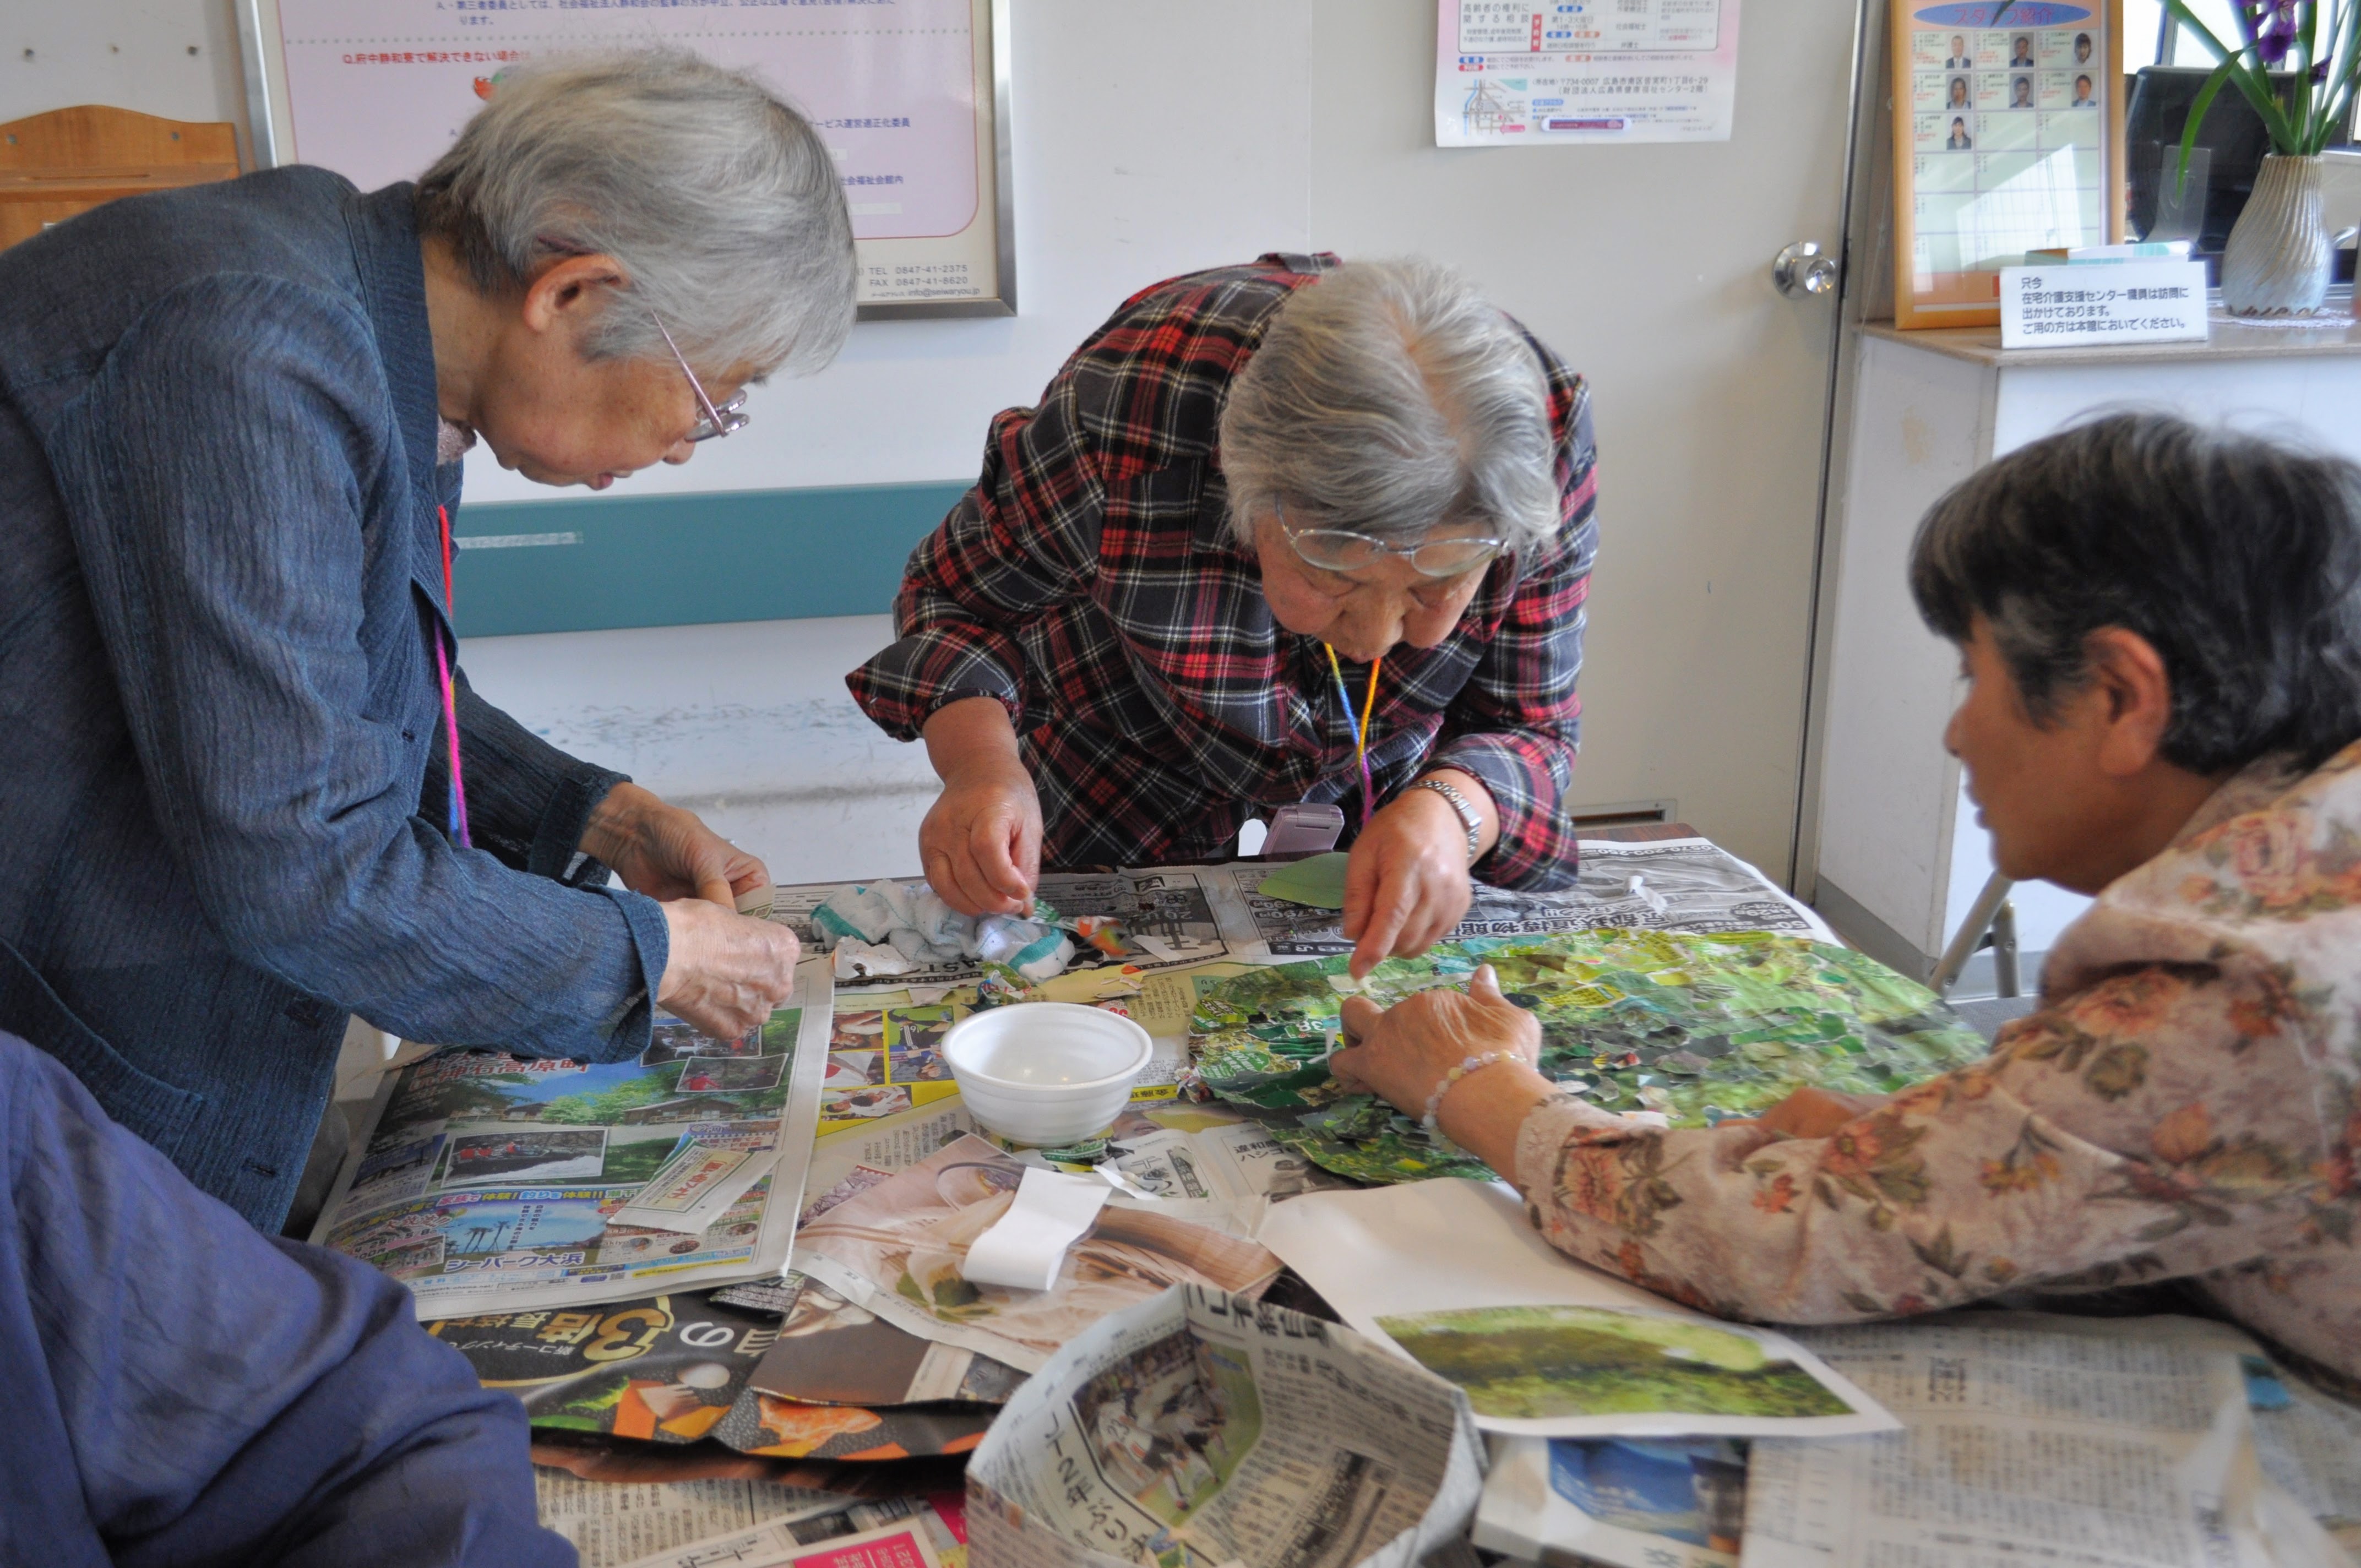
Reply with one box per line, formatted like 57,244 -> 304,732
0,51 -> 852,1229
0,1023 -> 569,1565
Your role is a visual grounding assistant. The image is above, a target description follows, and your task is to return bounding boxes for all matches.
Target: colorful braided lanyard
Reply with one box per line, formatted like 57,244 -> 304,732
434,505 -> 472,848
1322,643 -> 1381,828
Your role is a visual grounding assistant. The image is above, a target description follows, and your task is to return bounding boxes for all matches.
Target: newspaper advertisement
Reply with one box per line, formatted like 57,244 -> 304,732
1260,1180 -> 1895,1440
792,1133 -> 1283,1373
1212,837 -> 1833,962
1473,1434 -> 1745,1568
534,1472 -> 848,1568
967,1284 -> 1483,1568
312,959 -> 832,1319
1435,0 -> 1743,146
616,1496 -> 967,1568
1739,1314 -> 2351,1568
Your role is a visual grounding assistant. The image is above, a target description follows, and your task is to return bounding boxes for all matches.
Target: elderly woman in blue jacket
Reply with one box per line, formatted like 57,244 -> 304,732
0,51 -> 848,1229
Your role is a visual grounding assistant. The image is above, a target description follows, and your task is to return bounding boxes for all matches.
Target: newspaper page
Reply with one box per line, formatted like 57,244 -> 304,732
2253,1363 -> 2361,1533
967,1284 -> 1484,1568
1473,1435 -> 1744,1568
773,868 -> 1238,994
1210,837 -> 1834,963
617,1499 -> 966,1568
311,959 -> 833,1319
535,1471 -> 847,1568
1260,1180 -> 1894,1440
1738,1314 -> 2338,1568
792,1133 -> 1282,1373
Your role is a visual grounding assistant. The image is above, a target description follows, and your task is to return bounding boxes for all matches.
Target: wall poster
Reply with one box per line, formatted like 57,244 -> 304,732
1435,0 -> 1744,146
236,0 -> 1014,318
1889,0 -> 2125,328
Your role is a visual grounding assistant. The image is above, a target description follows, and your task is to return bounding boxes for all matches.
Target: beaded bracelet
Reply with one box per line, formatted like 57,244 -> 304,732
1421,1050 -> 1519,1136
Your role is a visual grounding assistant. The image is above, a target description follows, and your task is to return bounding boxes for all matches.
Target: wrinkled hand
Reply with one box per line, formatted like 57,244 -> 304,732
656,896 -> 801,1041
921,763 -> 1042,918
1328,963 -> 1541,1113
1342,787 -> 1475,980
583,781 -> 770,907
1750,1086 -> 1886,1140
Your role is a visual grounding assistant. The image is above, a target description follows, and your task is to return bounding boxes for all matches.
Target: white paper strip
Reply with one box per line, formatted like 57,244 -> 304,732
961,1167 -> 1111,1291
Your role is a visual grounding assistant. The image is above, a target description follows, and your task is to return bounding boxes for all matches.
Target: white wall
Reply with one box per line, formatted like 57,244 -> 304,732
4,0 -> 247,149
13,0 -> 1853,885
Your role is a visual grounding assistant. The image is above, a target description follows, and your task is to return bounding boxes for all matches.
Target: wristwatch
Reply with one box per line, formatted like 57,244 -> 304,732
1407,777 -> 1484,864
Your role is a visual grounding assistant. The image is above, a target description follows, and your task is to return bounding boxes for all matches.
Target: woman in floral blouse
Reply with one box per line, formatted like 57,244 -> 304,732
1331,413 -> 2361,1381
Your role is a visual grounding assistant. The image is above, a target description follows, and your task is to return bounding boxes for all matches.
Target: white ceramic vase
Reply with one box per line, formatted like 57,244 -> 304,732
2220,153 -> 2333,317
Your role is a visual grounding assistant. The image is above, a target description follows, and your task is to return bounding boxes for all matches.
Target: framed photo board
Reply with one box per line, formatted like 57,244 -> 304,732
1890,0 -> 2125,328
235,0 -> 1014,319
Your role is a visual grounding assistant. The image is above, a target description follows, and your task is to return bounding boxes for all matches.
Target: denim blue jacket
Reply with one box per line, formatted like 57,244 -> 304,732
0,168 -> 666,1231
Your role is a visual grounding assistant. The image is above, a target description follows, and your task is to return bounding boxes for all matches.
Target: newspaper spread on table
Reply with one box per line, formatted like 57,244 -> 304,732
1739,1314 -> 2354,1568
965,1284 -> 1485,1568
774,839 -> 1830,994
311,959 -> 832,1319
534,1472 -> 850,1568
612,1496 -> 969,1568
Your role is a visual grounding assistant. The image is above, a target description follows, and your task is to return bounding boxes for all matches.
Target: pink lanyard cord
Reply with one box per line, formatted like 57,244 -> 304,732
436,507 -> 472,848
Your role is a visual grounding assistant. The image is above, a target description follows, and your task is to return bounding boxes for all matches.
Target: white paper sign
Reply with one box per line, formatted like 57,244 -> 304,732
1434,0 -> 1744,146
2000,262 -> 2210,349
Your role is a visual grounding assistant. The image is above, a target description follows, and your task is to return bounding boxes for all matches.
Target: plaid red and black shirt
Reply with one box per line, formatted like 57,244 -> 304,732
846,253 -> 1597,889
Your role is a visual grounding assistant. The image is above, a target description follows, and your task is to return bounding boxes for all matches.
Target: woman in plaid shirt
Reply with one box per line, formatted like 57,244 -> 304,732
847,255 -> 1596,978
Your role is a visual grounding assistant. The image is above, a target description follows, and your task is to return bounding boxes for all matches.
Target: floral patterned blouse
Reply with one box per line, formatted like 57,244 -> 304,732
1512,742 -> 2361,1379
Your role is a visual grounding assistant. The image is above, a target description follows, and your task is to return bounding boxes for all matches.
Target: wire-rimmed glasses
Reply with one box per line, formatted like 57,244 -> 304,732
649,309 -> 749,442
1275,503 -> 1506,579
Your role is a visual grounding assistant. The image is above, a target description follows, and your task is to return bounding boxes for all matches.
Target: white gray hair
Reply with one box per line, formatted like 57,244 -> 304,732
415,49 -> 856,377
1219,258 -> 1559,551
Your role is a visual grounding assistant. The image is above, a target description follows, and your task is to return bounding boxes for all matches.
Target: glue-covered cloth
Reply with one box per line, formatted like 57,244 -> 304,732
0,170 -> 665,1230
1509,743 -> 2361,1381
846,253 -> 1598,889
0,1029 -> 570,1568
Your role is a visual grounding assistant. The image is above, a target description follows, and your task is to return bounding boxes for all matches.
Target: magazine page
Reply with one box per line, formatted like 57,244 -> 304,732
1739,1315 -> 2321,1568
534,1472 -> 847,1568
792,1134 -> 1282,1373
1473,1435 -> 1744,1568
1205,837 -> 1835,964
1259,1181 -> 1894,1439
312,957 -> 832,1319
966,1284 -> 1483,1568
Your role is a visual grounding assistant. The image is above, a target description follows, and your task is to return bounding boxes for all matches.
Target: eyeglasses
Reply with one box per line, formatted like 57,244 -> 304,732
649,309 -> 750,443
1275,504 -> 1506,579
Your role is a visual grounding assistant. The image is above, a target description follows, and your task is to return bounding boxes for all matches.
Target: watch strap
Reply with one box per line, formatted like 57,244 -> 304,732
1408,777 -> 1483,863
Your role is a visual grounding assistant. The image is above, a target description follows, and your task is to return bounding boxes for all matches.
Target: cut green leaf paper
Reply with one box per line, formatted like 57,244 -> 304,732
1257,852 -> 1351,910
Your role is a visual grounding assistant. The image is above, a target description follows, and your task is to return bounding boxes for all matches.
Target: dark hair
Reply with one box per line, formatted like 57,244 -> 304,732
1909,412 -> 2361,773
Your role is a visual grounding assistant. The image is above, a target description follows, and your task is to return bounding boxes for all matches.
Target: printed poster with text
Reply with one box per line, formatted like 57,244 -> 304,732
1435,0 -> 1742,146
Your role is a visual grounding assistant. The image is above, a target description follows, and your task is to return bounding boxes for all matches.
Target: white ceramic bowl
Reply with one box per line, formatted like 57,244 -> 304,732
942,1003 -> 1154,1146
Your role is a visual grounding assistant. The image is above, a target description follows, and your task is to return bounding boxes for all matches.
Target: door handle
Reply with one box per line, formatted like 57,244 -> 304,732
1774,241 -> 1840,297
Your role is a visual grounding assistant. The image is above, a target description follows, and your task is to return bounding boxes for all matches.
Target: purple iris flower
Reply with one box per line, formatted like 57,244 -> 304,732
2254,0 -> 2298,64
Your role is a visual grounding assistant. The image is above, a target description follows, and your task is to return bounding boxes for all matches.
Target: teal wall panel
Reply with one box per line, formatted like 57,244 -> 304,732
449,480 -> 970,638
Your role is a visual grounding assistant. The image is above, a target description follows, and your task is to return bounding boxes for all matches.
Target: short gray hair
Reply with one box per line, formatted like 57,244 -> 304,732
1220,259 -> 1559,551
415,49 -> 856,377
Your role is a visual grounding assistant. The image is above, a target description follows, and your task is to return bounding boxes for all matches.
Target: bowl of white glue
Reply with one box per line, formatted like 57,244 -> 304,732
942,1003 -> 1154,1146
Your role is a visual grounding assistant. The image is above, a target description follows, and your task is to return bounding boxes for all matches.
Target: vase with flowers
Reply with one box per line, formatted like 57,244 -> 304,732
2166,0 -> 2359,314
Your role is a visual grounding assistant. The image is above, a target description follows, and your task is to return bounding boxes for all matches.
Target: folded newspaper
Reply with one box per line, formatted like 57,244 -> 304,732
773,840 -> 1831,994
311,958 -> 832,1319
965,1284 -> 1486,1568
